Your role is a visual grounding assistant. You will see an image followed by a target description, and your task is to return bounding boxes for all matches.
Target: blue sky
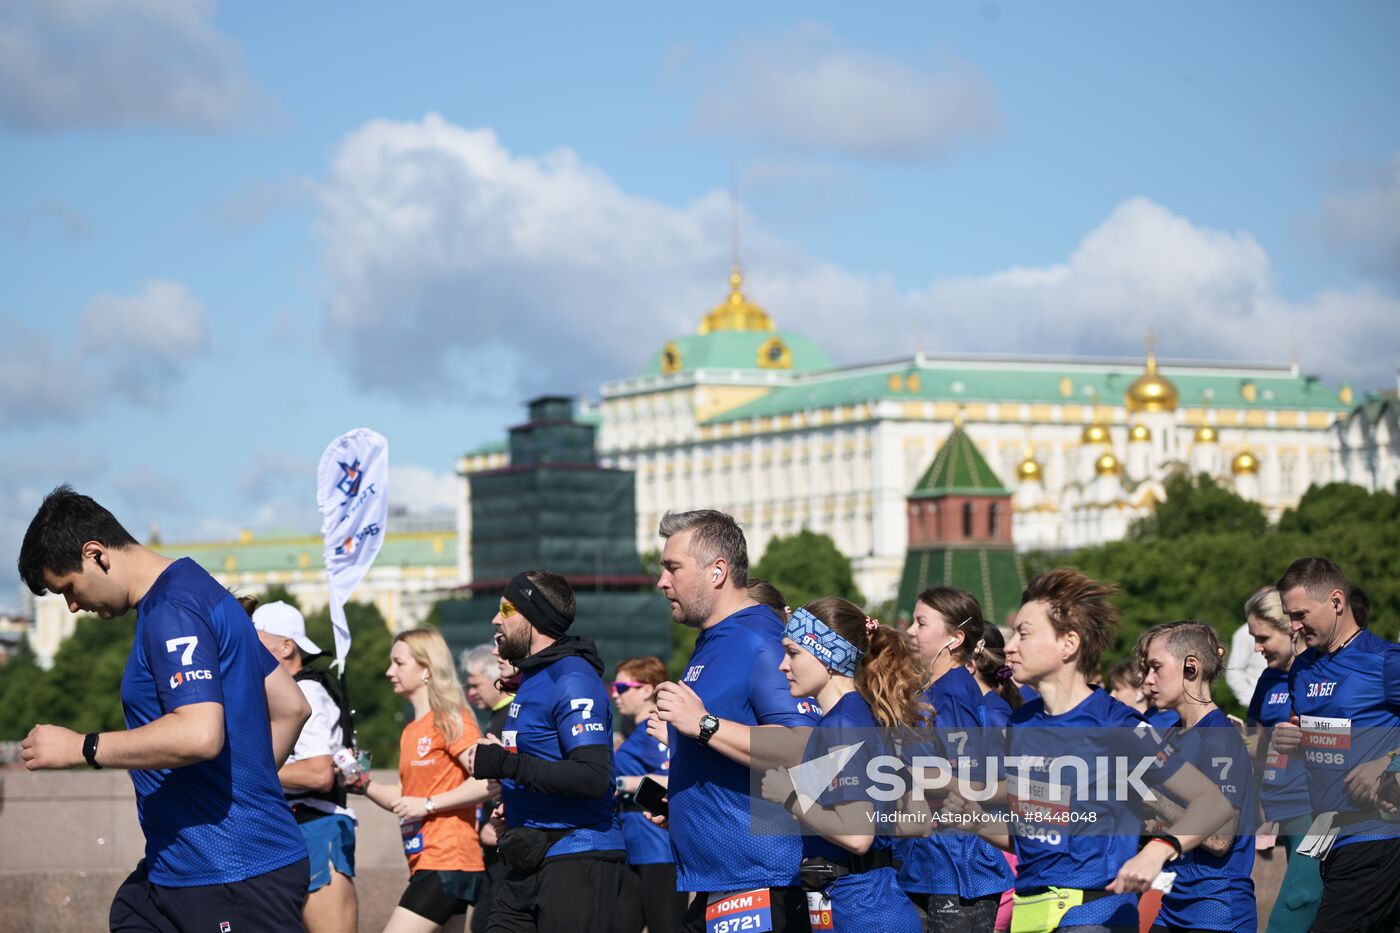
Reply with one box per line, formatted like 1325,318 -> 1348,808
2,1 -> 1398,610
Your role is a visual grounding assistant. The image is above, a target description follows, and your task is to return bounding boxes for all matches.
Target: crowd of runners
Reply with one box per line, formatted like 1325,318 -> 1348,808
16,490 -> 1400,933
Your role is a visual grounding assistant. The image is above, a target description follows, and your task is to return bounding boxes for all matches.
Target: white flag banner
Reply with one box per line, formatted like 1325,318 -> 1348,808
317,428 -> 389,667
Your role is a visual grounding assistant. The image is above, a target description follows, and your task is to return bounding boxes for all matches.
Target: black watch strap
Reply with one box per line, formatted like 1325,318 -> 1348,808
697,714 -> 719,746
83,732 -> 102,769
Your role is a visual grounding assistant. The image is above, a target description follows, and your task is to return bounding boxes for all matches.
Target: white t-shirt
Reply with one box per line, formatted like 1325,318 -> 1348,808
289,678 -> 356,819
1225,621 -> 1267,709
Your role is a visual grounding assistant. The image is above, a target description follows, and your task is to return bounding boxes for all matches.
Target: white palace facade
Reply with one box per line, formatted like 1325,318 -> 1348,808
461,267 -> 1361,603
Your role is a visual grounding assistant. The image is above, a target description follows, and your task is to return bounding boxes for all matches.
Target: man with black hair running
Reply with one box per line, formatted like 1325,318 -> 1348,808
466,570 -> 624,933
18,485 -> 312,932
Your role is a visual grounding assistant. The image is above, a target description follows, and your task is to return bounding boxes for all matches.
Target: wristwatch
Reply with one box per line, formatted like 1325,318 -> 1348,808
697,714 -> 720,746
83,732 -> 101,769
424,796 -> 436,815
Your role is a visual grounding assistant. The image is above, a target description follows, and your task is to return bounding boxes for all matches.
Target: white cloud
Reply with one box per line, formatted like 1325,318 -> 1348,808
316,115 -> 1400,404
0,279 -> 208,428
1315,152 -> 1400,288
391,464 -> 459,513
905,199 -> 1399,388
317,115 -> 739,400
80,279 -> 209,363
693,24 -> 1002,160
0,0 -> 266,132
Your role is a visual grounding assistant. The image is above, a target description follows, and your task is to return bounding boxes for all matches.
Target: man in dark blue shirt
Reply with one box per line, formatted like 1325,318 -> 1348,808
468,569 -> 625,933
650,509 -> 820,933
1272,557 -> 1400,933
18,486 -> 312,932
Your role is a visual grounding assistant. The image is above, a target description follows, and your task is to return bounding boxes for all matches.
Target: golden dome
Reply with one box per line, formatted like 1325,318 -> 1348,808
699,266 -> 775,334
1016,451 -> 1043,483
1194,424 -> 1218,444
1231,450 -> 1260,476
1129,423 -> 1152,442
1125,352 -> 1179,413
1081,423 -> 1111,445
1094,452 -> 1123,476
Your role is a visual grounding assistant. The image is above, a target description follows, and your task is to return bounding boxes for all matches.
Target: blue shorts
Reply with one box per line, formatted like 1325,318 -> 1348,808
300,813 -> 356,892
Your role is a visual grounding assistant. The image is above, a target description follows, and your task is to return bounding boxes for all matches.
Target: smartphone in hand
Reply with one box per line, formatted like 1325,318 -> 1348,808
634,776 -> 668,818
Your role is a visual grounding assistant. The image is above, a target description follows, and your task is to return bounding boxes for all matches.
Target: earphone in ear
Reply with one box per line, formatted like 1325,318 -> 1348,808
93,553 -> 108,573
1183,657 -> 1198,681
712,568 -> 721,582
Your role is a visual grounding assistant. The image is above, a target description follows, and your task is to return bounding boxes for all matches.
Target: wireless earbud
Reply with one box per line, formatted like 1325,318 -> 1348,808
1183,656 -> 1198,681
712,568 -> 721,583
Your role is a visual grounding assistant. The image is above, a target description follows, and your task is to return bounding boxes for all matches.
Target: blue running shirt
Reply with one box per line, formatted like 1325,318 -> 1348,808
979,689 -> 1014,729
1005,688 -> 1182,929
501,653 -> 624,856
614,719 -> 673,865
120,559 -> 307,886
1288,629 -> 1400,848
667,604 -> 821,891
804,691 -> 920,933
1152,709 -> 1257,933
1247,666 -> 1311,822
898,666 -> 1015,898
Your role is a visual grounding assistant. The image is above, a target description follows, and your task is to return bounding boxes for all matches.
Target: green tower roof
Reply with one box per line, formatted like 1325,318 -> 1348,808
897,547 -> 1028,627
910,426 -> 1011,499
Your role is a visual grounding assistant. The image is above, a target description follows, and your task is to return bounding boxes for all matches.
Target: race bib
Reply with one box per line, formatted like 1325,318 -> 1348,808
400,818 -> 424,856
1009,777 -> 1070,842
1300,715 -> 1352,769
1263,737 -> 1290,786
806,891 -> 833,931
705,889 -> 773,933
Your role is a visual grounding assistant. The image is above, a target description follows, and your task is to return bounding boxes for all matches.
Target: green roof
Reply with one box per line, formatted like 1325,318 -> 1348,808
164,531 -> 458,575
897,546 -> 1027,627
911,426 -> 1010,498
639,330 -> 832,377
709,359 -> 1348,423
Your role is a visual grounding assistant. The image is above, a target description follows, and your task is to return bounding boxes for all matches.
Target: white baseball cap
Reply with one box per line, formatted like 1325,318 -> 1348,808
251,601 -> 323,656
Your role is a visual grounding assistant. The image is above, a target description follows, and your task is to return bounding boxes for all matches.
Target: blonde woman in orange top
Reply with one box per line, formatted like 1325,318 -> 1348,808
363,628 -> 491,932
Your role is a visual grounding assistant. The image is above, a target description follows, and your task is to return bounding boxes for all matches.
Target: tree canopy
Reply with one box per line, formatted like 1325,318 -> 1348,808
1027,481 -> 1400,714
752,529 -> 865,610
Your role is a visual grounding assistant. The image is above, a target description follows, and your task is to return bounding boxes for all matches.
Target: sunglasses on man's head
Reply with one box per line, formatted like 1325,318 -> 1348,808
609,680 -> 645,696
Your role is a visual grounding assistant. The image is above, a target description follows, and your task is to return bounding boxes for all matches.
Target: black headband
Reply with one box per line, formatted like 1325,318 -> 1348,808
503,572 -> 572,639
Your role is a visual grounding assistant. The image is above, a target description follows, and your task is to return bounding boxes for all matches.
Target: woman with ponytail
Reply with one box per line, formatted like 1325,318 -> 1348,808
898,587 -> 1015,930
361,628 -> 491,932
968,623 -> 1022,729
761,597 -> 923,932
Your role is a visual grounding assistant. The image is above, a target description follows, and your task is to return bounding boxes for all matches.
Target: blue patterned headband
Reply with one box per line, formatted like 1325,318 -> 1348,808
785,607 -> 862,677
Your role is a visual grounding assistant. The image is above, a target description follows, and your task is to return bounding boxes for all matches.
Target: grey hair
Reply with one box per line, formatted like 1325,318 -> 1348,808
1243,587 -> 1289,635
459,644 -> 501,681
658,509 -> 749,588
